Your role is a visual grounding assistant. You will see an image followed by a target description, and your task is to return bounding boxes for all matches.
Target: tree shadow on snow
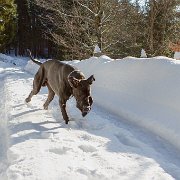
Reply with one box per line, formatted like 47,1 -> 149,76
11,108 -> 42,119
10,120 -> 61,146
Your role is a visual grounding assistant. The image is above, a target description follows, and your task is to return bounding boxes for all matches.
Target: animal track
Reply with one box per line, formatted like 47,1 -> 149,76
49,147 -> 72,155
115,132 -> 141,148
79,144 -> 97,153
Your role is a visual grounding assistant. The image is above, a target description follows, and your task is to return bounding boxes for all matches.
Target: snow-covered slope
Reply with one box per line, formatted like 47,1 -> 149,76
1,53 -> 180,180
68,56 -> 180,151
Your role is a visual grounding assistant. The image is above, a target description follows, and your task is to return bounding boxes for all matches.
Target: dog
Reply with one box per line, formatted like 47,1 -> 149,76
25,49 -> 95,124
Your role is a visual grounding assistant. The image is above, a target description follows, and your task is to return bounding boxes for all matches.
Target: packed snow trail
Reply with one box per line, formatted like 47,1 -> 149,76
0,61 -> 180,179
0,63 -> 10,180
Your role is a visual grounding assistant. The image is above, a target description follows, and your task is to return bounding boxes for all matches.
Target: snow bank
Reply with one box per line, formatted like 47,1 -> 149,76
24,59 -> 39,74
0,53 -> 28,66
174,52 -> 180,60
24,55 -> 180,150
70,56 -> 180,151
0,62 -> 9,179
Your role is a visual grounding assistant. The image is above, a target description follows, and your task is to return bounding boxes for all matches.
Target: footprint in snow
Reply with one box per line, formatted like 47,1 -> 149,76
115,132 -> 142,148
77,168 -> 105,180
49,147 -> 72,155
81,134 -> 93,141
79,144 -> 97,153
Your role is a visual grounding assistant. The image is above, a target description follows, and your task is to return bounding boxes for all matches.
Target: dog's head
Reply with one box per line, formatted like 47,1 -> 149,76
68,75 -> 95,117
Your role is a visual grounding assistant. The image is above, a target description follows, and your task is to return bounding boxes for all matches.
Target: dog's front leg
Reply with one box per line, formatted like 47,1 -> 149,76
59,99 -> 69,124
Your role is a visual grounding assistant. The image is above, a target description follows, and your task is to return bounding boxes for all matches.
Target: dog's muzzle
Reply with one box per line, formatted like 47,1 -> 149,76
82,106 -> 91,117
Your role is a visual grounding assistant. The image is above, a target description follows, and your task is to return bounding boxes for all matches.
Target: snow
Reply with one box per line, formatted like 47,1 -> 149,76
140,49 -> 147,58
0,53 -> 180,180
93,45 -> 101,54
174,52 -> 180,60
69,56 -> 180,151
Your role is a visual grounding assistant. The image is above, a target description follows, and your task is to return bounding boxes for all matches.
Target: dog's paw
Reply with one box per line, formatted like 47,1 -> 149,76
25,98 -> 30,103
43,104 -> 48,110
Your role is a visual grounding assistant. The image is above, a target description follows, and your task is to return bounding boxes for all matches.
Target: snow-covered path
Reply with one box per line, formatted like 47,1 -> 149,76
1,61 -> 180,180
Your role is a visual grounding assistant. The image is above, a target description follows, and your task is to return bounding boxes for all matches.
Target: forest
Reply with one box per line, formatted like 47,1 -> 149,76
0,0 -> 179,60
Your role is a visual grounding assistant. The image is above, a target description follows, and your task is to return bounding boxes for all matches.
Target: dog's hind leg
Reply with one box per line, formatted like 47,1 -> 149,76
43,84 -> 55,110
25,68 -> 44,103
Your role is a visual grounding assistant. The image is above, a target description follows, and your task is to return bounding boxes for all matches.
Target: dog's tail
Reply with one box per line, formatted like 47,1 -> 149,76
27,49 -> 42,66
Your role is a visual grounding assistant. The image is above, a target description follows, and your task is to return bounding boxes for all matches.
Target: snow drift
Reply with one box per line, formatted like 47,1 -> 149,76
68,56 -> 180,151
16,54 -> 180,151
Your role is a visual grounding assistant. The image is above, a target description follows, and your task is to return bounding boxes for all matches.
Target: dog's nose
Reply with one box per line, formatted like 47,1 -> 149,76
82,112 -> 88,117
82,106 -> 91,117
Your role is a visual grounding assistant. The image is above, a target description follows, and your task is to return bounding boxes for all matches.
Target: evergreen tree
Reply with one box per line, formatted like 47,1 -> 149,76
3,0 -> 178,59
14,0 -> 31,55
14,0 -> 53,57
0,0 -> 17,52
145,0 -> 179,56
107,0 -> 146,58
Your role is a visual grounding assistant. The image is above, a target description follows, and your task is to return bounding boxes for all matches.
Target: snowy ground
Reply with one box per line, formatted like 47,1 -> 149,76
0,54 -> 180,180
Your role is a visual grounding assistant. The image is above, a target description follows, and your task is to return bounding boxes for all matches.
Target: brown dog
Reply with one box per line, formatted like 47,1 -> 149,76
25,50 -> 95,124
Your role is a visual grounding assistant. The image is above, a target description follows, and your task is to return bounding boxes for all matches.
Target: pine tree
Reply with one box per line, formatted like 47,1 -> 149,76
107,0 -> 145,58
0,0 -> 17,52
14,0 -> 52,57
145,0 -> 179,56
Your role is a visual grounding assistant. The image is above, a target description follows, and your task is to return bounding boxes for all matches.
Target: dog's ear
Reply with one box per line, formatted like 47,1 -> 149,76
87,75 -> 95,85
68,76 -> 80,88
